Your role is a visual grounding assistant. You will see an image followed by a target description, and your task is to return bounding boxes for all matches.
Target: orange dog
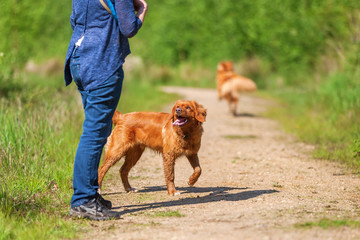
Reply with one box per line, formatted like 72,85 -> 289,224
98,100 -> 207,196
216,61 -> 257,115
216,61 -> 235,98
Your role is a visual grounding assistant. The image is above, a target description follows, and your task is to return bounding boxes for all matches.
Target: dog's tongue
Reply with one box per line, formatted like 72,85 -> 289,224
172,118 -> 188,126
172,119 -> 181,126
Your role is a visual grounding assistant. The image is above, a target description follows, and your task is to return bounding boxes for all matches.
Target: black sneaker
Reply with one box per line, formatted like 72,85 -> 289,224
95,192 -> 112,209
69,197 -> 120,221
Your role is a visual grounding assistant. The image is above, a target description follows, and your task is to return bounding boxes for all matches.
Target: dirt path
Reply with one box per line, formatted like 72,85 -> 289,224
82,87 -> 360,240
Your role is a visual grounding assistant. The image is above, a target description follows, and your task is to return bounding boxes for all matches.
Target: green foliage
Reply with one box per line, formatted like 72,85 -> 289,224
1,0 -> 359,88
0,0 -> 71,60
134,0 -> 360,80
0,0 -> 72,83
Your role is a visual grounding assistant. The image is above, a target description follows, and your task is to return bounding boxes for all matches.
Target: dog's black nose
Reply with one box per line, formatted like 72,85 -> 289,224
175,107 -> 182,114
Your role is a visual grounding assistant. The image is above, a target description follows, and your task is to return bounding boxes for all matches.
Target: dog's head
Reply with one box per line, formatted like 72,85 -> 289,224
171,100 -> 207,127
217,61 -> 234,73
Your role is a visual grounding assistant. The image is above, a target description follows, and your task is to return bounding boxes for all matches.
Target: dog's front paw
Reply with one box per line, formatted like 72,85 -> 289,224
126,187 -> 138,193
188,179 -> 199,186
168,191 -> 181,196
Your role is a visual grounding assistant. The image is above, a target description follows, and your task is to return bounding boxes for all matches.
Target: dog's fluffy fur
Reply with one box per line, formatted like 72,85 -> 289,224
216,61 -> 235,98
216,61 -> 257,115
98,100 -> 207,196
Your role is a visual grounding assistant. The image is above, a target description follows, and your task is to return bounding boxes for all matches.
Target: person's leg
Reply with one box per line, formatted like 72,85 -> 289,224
71,69 -> 123,207
69,46 -> 124,210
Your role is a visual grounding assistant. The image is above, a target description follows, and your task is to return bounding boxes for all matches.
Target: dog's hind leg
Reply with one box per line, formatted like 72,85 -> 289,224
224,93 -> 233,115
98,143 -> 132,192
230,95 -> 238,116
186,154 -> 202,186
120,145 -> 145,193
98,156 -> 118,193
231,100 -> 237,116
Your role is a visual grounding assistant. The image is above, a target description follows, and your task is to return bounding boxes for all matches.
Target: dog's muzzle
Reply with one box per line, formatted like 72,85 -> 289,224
175,107 -> 182,115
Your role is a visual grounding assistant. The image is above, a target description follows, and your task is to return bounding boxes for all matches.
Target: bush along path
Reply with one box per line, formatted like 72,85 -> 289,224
80,86 -> 360,240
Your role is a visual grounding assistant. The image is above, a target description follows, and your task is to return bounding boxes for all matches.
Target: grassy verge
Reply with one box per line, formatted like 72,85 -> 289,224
0,73 -> 178,239
264,70 -> 360,171
0,74 -> 81,239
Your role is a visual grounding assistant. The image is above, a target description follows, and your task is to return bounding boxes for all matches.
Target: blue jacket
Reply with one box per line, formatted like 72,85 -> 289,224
64,0 -> 143,90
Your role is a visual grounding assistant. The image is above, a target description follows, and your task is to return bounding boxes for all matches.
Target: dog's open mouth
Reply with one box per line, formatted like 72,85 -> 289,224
172,116 -> 189,126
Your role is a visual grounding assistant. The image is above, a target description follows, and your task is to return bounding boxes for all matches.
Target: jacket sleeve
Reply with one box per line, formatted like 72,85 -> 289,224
115,0 -> 143,38
70,1 -> 75,30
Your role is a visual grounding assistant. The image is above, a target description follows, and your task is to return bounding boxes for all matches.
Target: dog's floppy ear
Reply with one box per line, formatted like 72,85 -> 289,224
221,61 -> 233,71
217,62 -> 225,71
193,101 -> 207,122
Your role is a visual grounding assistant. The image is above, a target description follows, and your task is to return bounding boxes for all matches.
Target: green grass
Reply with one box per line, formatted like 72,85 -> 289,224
296,218 -> 360,229
0,76 -> 82,239
118,79 -> 178,112
150,211 -> 184,218
264,70 -> 360,171
0,73 -> 178,239
0,211 -> 80,240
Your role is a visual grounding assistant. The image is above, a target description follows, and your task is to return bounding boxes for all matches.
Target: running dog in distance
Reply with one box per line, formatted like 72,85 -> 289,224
216,61 -> 257,115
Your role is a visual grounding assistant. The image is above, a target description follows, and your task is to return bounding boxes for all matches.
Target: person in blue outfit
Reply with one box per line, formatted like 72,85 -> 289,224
64,0 -> 148,220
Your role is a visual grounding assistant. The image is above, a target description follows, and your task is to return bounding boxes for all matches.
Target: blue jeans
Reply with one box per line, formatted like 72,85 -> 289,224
69,47 -> 123,207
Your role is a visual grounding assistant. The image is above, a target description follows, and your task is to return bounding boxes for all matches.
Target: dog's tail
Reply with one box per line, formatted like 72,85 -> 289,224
112,110 -> 123,125
232,76 -> 257,92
